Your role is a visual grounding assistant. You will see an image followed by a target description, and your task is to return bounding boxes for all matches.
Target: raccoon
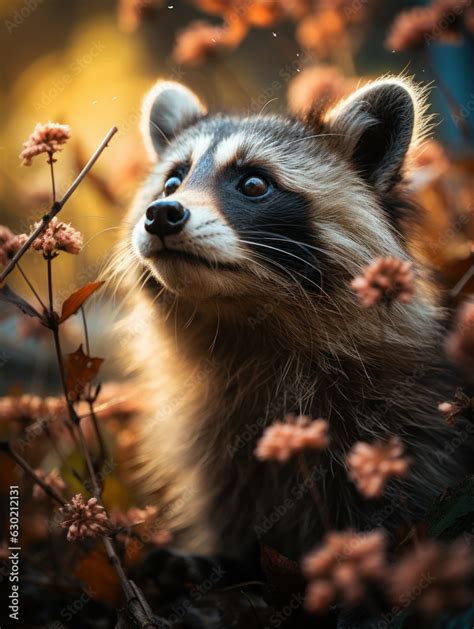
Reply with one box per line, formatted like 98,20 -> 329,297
114,77 -> 467,561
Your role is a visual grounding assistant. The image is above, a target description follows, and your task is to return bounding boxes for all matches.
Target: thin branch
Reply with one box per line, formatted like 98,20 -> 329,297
297,454 -> 331,532
0,126 -> 118,284
0,441 -> 65,504
48,154 -> 57,204
80,306 -> 108,468
17,262 -> 47,311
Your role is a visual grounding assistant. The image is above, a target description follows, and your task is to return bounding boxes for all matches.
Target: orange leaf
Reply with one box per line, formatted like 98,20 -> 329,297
65,344 -> 104,401
74,548 -> 121,606
59,281 -> 104,323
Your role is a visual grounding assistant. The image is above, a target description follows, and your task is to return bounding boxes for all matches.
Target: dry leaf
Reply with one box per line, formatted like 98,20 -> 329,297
74,548 -> 121,606
59,281 -> 104,323
65,344 -> 104,401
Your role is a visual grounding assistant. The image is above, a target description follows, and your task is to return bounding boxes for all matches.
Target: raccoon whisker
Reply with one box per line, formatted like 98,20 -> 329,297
242,248 -> 322,329
256,98 -> 279,118
83,226 -> 124,249
209,304 -> 221,353
149,119 -> 172,147
242,244 -> 365,368
184,303 -> 198,329
240,230 -> 351,267
239,240 -> 323,285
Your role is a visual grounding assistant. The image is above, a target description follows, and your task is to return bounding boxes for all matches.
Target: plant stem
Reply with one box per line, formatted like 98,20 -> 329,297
297,454 -> 331,532
0,441 -> 65,504
17,263 -> 47,312
49,155 -> 57,204
80,306 -> 108,467
44,254 -> 156,627
0,126 -> 118,284
47,255 -> 54,315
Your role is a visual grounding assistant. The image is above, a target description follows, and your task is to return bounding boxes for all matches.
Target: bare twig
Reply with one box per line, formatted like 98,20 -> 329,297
0,126 -> 118,284
0,441 -> 66,504
297,454 -> 331,532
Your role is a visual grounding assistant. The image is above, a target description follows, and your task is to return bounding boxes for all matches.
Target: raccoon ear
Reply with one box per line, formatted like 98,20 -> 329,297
326,79 -> 421,192
141,81 -> 207,159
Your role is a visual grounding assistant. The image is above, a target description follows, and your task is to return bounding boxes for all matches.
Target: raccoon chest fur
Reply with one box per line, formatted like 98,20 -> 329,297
130,296 -> 456,559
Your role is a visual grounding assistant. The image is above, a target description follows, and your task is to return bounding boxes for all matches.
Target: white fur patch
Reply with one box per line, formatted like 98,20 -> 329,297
214,133 -> 247,170
191,134 -> 213,163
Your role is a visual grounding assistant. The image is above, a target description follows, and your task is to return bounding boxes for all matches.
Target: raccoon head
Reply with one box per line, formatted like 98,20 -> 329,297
129,78 -> 426,303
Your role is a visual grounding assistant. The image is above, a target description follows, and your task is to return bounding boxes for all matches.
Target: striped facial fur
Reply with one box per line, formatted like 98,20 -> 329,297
129,78 -> 427,301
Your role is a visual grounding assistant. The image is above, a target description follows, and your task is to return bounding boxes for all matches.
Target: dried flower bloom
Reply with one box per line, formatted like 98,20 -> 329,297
0,226 -> 28,267
386,0 -> 472,52
245,0 -> 283,27
434,0 -> 473,41
20,122 -> 71,166
445,301 -> 474,378
351,257 -> 415,308
288,66 -> 354,117
173,19 -> 245,65
60,494 -> 108,542
33,468 -> 66,501
110,505 -> 159,528
347,437 -> 410,498
385,8 -> 438,51
0,394 -> 66,424
303,529 -> 387,612
296,9 -> 346,57
282,0 -> 312,20
31,217 -> 83,256
389,540 -> 474,615
438,388 -> 473,426
255,415 -> 329,462
412,139 -> 450,177
118,0 -> 163,32
195,0 -> 234,14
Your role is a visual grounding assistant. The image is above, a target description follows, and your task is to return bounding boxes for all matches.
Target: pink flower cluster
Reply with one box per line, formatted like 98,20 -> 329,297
59,494 -> 108,542
0,225 -> 27,268
20,121 -> 71,166
31,217 -> 83,256
303,529 -> 387,612
255,415 -> 329,462
390,540 -> 474,615
351,257 -> 415,307
346,436 -> 410,498
109,505 -> 159,528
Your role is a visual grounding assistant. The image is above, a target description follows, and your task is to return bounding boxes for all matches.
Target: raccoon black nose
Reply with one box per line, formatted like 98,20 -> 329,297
144,200 -> 190,238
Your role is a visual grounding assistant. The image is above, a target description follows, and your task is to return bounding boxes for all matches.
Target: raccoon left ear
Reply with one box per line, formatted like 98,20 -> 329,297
141,80 -> 207,160
326,79 -> 421,192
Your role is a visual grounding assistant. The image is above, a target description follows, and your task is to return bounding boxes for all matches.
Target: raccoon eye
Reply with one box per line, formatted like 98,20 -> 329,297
240,174 -> 269,198
164,174 -> 182,196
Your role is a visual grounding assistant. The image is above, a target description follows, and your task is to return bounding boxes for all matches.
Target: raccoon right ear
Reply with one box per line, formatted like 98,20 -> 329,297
140,81 -> 207,160
325,78 -> 425,193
